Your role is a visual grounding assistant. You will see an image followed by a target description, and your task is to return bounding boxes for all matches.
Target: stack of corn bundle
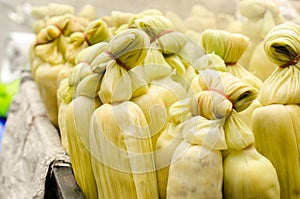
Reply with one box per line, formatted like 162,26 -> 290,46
238,0 -> 284,81
252,22 -> 300,199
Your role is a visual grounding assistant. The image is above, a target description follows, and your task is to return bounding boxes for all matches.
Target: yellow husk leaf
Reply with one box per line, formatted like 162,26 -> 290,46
131,88 -> 168,148
89,102 -> 159,199
223,146 -> 280,199
65,96 -> 101,199
252,104 -> 300,199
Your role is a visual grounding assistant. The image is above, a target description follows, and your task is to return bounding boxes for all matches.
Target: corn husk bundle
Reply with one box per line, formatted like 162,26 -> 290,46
155,69 -> 258,198
189,70 -> 279,198
238,0 -> 284,80
31,13 -> 89,127
87,29 -> 160,199
132,14 -> 192,101
167,90 -> 229,199
252,22 -> 300,199
201,29 -> 263,127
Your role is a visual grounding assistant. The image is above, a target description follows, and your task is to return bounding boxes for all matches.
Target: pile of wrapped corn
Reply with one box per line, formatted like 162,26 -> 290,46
29,0 -> 300,198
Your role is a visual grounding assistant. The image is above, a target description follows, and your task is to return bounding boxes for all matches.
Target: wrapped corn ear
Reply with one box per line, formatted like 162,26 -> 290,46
58,42 -> 108,197
57,43 -> 107,151
252,22 -> 300,199
32,13 -> 90,126
57,77 -> 75,151
167,88 -> 232,199
66,96 -> 101,199
201,29 -> 263,128
133,15 -> 188,55
93,29 -> 149,103
90,102 -> 159,199
33,14 -> 88,65
65,19 -> 111,65
259,22 -> 300,105
188,69 -> 256,154
223,145 -> 280,199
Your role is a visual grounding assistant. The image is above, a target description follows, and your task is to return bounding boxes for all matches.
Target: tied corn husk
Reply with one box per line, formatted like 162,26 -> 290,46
32,14 -> 89,126
33,14 -> 89,66
201,29 -> 263,90
259,22 -> 300,105
252,22 -> 300,199
60,42 -> 108,198
133,14 -> 199,90
189,69 -> 256,151
156,69 -> 257,198
223,145 -> 280,199
93,29 -> 150,103
65,19 -> 111,65
89,102 -> 159,199
132,15 -> 188,109
166,90 -> 230,199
